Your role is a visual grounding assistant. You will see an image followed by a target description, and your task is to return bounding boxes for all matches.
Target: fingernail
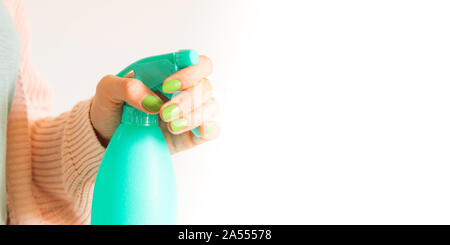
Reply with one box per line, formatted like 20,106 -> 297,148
206,125 -> 213,135
162,104 -> 180,121
170,118 -> 188,132
142,95 -> 163,113
162,79 -> 181,93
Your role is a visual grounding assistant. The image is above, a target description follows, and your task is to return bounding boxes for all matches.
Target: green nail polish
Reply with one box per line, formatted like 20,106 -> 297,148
170,118 -> 188,132
162,79 -> 181,93
162,104 -> 180,121
206,125 -> 213,135
142,95 -> 163,113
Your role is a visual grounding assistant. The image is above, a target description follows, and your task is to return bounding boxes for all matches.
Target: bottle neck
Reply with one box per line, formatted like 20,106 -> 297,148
121,103 -> 159,126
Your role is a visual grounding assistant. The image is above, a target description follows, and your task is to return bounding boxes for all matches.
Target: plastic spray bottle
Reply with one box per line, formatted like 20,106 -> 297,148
91,50 -> 199,225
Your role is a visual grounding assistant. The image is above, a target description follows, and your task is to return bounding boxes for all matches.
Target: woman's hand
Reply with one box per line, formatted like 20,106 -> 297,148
90,55 -> 220,154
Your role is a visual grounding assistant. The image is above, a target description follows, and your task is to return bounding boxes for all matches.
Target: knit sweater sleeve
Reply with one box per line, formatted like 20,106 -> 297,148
28,99 -> 105,224
4,0 -> 105,224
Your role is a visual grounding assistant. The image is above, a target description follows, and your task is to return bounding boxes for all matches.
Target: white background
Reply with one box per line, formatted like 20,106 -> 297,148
24,0 -> 450,224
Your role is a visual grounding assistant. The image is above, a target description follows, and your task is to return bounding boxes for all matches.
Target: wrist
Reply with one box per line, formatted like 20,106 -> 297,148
89,99 -> 110,148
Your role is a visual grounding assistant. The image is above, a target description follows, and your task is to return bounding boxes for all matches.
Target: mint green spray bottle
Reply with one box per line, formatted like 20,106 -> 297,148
91,50 -> 199,225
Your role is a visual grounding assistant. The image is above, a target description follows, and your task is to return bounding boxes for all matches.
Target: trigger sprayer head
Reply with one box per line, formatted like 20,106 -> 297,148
175,49 -> 199,69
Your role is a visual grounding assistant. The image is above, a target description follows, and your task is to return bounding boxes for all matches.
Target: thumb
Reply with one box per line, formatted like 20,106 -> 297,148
98,72 -> 163,114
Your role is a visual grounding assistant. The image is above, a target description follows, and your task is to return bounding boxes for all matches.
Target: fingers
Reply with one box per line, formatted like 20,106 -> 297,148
166,98 -> 219,135
196,121 -> 220,141
160,78 -> 212,122
162,55 -> 213,93
187,121 -> 221,146
97,74 -> 163,114
159,54 -> 218,139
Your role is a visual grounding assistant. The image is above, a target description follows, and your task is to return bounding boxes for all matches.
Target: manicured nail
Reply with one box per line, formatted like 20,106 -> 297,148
162,104 -> 180,121
170,118 -> 188,132
162,79 -> 181,93
142,95 -> 163,113
206,125 -> 213,135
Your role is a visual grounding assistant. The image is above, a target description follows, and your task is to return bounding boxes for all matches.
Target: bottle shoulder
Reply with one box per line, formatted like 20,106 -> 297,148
105,123 -> 170,156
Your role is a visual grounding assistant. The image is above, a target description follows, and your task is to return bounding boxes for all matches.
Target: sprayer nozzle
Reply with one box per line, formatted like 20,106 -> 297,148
175,49 -> 199,69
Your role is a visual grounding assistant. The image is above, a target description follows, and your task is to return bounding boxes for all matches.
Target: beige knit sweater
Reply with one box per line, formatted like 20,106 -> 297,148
5,0 -> 105,224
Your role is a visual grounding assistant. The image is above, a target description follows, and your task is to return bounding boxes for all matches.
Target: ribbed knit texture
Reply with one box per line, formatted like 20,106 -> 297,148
4,0 -> 105,224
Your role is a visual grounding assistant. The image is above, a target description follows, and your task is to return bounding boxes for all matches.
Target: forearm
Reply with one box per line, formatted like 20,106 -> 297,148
29,98 -> 105,224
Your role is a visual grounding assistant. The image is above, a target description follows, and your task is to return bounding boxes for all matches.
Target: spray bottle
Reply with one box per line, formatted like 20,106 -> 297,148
91,50 -> 199,225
